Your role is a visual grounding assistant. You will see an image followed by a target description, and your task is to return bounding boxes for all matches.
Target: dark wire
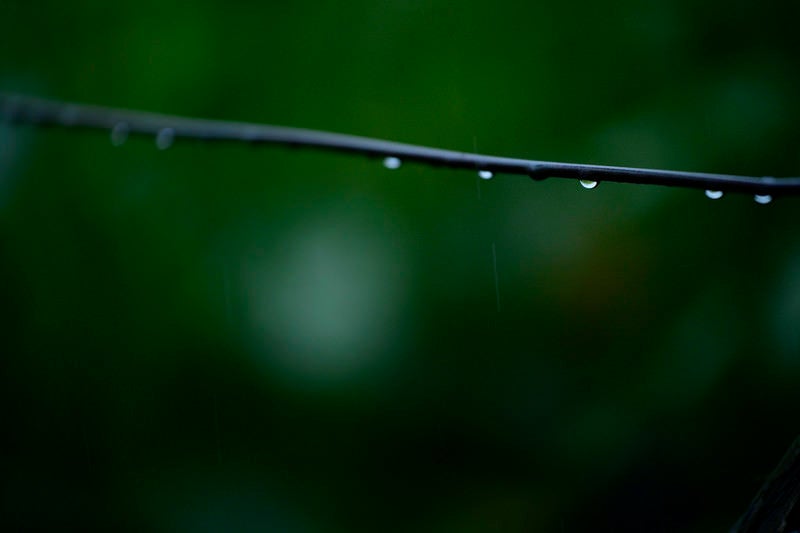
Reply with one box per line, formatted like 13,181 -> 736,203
3,93 -> 799,195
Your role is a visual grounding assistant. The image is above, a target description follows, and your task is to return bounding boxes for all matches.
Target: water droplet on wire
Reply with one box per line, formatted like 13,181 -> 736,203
110,122 -> 129,147
383,157 -> 401,170
478,170 -> 493,180
580,180 -> 598,190
754,194 -> 772,205
155,128 -> 175,150
705,190 -> 723,200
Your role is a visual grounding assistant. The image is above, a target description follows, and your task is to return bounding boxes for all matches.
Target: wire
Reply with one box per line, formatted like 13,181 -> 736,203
3,93 -> 799,195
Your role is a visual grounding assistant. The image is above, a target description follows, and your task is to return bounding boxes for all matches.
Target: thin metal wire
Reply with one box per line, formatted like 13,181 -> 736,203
3,93 -> 799,195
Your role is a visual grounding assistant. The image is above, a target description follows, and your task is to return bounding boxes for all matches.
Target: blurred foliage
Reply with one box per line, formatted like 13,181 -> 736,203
2,1 -> 800,531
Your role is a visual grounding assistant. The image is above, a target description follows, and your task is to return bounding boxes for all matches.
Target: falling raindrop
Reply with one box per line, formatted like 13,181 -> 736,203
492,242 -> 500,313
478,170 -> 493,180
579,180 -> 598,189
155,128 -> 175,150
110,122 -> 129,147
383,156 -> 401,170
705,190 -> 723,200
754,194 -> 772,205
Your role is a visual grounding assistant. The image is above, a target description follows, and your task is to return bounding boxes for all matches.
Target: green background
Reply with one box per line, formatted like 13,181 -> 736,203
2,1 -> 800,531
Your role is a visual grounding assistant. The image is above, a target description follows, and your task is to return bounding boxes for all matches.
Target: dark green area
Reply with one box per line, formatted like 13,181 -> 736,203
2,1 -> 800,531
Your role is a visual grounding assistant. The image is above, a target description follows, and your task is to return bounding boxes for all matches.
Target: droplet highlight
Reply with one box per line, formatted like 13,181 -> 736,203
110,122 -> 129,147
478,170 -> 494,180
754,194 -> 772,205
705,190 -> 723,200
580,180 -> 598,189
155,128 -> 175,150
383,156 -> 401,170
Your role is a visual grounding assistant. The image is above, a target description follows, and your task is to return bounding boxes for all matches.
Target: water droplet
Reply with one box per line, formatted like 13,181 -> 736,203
478,170 -> 493,180
579,180 -> 598,189
110,122 -> 129,147
754,194 -> 772,205
155,128 -> 175,150
528,166 -> 547,181
383,156 -> 401,170
705,190 -> 723,200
